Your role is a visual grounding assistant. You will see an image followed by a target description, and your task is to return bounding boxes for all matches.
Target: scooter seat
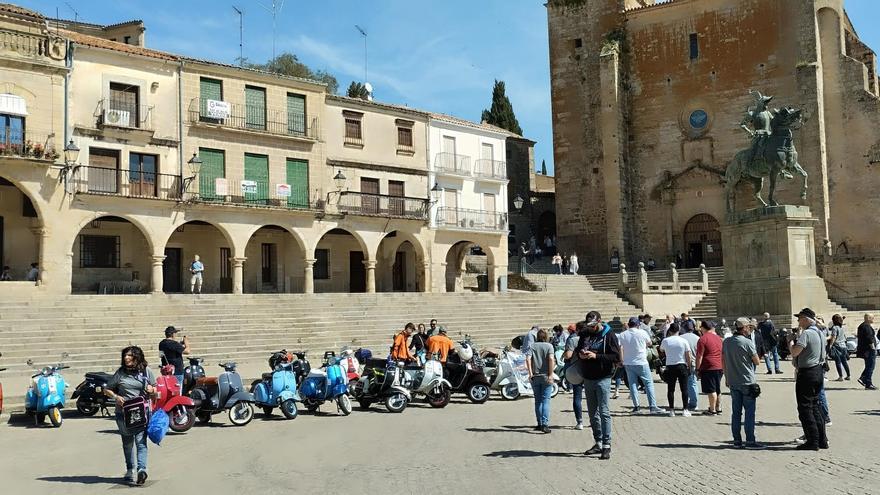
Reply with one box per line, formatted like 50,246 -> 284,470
261,372 -> 275,381
196,376 -> 219,386
86,372 -> 113,381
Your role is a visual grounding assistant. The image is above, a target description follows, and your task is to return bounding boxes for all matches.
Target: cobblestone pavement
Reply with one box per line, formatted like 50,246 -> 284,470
2,360 -> 879,494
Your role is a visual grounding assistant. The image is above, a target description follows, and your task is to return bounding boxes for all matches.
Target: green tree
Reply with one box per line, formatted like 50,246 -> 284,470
541,159 -> 547,175
481,79 -> 522,135
245,52 -> 339,94
346,81 -> 370,100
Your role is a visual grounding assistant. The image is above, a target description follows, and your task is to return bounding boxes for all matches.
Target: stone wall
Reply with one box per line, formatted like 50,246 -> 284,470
821,258 -> 880,310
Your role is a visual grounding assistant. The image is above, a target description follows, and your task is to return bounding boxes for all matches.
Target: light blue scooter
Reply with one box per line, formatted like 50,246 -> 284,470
25,356 -> 70,427
251,351 -> 300,419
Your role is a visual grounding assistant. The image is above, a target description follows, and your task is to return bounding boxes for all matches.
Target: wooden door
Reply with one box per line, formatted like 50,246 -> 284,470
88,148 -> 119,193
388,180 -> 405,216
261,243 -> 276,286
162,248 -> 182,293
392,251 -> 406,291
129,153 -> 157,197
244,153 -> 269,204
245,86 -> 266,130
198,148 -> 225,201
684,214 -> 722,267
443,189 -> 458,226
219,247 -> 232,293
483,193 -> 496,228
360,177 -> 379,214
349,251 -> 366,293
199,77 -> 223,123
286,158 -> 309,208
287,93 -> 306,135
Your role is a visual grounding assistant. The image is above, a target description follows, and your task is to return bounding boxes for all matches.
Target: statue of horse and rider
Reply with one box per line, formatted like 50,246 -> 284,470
723,90 -> 808,212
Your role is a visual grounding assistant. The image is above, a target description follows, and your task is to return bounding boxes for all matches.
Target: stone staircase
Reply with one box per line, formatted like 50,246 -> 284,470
522,274 -> 642,330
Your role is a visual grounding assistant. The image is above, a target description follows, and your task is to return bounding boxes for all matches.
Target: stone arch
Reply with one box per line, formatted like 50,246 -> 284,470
0,175 -> 43,282
163,218 -> 236,255
313,226 -> 371,293
377,230 -> 429,292
683,213 -> 722,268
243,224 -> 307,293
70,215 -> 154,293
70,213 -> 155,255
443,240 -> 495,292
309,224 -> 370,258
163,220 -> 236,293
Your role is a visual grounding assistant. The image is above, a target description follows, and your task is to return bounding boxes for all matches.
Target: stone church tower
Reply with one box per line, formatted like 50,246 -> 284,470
548,0 -> 880,283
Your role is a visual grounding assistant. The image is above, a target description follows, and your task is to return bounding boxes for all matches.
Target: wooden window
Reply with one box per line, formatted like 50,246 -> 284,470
287,93 -> 307,135
245,85 -> 266,130
360,177 -> 380,214
244,153 -> 269,203
88,148 -> 120,193
108,82 -> 139,127
80,235 -> 120,268
388,180 -> 405,216
314,248 -> 330,279
198,148 -> 225,200
343,110 -> 363,146
689,33 -> 699,60
285,158 -> 309,208
129,152 -> 158,197
199,78 -> 223,123
0,114 -> 25,153
397,127 -> 413,147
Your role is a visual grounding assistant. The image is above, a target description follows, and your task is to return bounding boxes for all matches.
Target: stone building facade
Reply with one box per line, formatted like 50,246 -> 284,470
548,0 -> 880,294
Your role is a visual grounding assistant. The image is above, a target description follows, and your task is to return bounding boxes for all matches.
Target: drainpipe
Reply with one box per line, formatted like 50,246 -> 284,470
177,60 -> 185,196
426,117 -> 435,228
63,39 -> 72,148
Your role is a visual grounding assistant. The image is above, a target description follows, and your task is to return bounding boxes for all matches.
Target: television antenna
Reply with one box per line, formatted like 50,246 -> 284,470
355,24 -> 367,84
64,2 -> 79,23
232,6 -> 243,65
256,0 -> 285,60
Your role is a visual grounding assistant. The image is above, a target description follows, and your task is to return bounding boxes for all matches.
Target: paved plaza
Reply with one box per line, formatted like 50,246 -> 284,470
2,361 -> 879,495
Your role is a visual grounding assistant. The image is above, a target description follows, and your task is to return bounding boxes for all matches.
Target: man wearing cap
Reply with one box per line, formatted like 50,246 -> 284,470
618,316 -> 664,415
757,313 -> 782,374
722,317 -> 764,449
789,308 -> 829,450
158,326 -> 190,387
576,311 -> 620,460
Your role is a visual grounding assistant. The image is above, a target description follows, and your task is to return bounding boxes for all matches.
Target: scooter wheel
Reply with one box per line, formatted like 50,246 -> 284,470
76,399 -> 99,417
337,394 -> 352,416
550,382 -> 560,399
385,393 -> 408,413
500,383 -> 520,401
228,402 -> 254,426
467,383 -> 490,404
48,407 -> 63,427
428,386 -> 451,408
280,399 -> 298,420
169,407 -> 196,433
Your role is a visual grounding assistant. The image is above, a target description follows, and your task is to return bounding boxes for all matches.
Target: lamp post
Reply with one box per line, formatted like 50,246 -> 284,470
513,194 -> 524,212
63,139 -> 80,165
333,170 -> 347,191
182,152 -> 202,197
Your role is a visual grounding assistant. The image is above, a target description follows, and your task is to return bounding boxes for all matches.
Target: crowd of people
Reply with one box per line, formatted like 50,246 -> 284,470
521,307 -> 879,457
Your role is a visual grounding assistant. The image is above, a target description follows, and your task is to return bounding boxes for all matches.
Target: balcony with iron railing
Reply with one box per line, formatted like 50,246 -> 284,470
473,159 -> 507,181
188,98 -> 319,141
192,169 -> 317,210
71,166 -> 182,201
434,152 -> 471,176
337,191 -> 428,220
436,207 -> 507,232
0,128 -> 58,162
97,99 -> 154,130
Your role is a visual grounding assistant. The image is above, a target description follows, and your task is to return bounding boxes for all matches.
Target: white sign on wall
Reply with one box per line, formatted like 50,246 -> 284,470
215,178 -> 228,196
275,184 -> 291,197
240,180 -> 257,195
205,99 -> 230,119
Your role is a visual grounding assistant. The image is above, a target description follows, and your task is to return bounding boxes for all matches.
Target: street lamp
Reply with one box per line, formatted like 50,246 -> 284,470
513,194 -> 524,211
182,152 -> 202,194
333,170 -> 347,191
63,139 -> 80,165
430,182 -> 441,201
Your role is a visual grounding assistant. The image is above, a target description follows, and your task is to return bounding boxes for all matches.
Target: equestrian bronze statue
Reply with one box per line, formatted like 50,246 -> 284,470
723,90 -> 808,212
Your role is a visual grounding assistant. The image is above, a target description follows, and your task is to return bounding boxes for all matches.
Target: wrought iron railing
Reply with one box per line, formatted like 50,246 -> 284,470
193,169 -> 316,210
436,207 -> 507,231
97,99 -> 154,130
434,152 -> 471,176
0,129 -> 58,161
337,191 -> 428,220
188,98 -> 319,140
71,166 -> 182,200
474,159 -> 507,180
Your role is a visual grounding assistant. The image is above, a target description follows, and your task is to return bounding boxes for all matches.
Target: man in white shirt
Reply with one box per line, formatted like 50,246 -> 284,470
660,323 -> 694,416
618,317 -> 664,414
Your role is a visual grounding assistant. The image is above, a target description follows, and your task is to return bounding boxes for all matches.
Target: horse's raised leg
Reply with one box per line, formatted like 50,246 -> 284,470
752,177 -> 768,207
796,162 -> 808,200
768,172 -> 780,206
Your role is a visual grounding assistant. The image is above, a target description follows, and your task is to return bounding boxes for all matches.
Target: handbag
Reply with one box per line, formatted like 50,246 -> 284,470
746,383 -> 761,398
122,396 -> 150,432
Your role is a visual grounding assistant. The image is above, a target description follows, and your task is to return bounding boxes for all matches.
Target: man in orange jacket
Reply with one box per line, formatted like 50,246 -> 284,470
391,323 -> 416,362
426,328 -> 456,363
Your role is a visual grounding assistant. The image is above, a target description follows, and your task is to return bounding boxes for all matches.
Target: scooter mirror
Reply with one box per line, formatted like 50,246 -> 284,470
26,359 -> 34,366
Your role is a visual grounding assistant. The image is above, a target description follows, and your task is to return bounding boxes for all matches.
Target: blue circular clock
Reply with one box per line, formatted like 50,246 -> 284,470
689,109 -> 708,129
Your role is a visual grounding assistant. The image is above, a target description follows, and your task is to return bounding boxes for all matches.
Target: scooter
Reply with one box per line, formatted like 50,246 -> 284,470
71,371 -> 115,417
251,350 -> 301,419
25,356 -> 69,427
299,351 -> 353,415
444,341 -> 491,404
400,355 -> 452,408
351,358 -> 411,413
152,364 -> 196,432
483,349 -> 541,401
185,358 -> 255,426
338,348 -> 361,386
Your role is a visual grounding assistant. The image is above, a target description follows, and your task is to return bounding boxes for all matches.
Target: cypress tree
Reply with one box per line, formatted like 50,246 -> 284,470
481,80 -> 523,135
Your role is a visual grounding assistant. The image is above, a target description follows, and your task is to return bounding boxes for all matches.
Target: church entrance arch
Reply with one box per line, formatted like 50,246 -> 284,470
684,214 -> 722,268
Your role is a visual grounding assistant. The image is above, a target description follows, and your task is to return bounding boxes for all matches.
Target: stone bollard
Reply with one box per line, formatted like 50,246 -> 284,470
670,262 -> 678,290
637,262 -> 648,292
700,263 -> 708,291
618,263 -> 628,292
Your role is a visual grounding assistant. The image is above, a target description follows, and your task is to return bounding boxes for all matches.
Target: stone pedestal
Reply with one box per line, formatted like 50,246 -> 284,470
717,206 -> 831,318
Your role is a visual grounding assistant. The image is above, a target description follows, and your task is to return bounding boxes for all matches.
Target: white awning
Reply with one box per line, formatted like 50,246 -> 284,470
0,94 -> 28,116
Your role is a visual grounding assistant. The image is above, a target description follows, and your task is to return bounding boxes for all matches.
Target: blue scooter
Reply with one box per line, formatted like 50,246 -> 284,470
25,356 -> 69,427
300,351 -> 352,415
251,350 -> 302,419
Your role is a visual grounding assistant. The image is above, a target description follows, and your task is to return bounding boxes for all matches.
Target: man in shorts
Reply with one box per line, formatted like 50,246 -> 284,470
696,320 -> 724,415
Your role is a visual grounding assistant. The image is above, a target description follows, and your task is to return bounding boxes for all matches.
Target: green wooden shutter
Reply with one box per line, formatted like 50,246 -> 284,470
245,86 -> 266,130
287,93 -> 306,136
285,158 -> 309,208
198,148 -> 225,200
244,153 -> 269,203
199,78 -> 222,120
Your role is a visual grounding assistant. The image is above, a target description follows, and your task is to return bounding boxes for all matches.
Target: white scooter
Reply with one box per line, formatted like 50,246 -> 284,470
400,357 -> 452,408
483,349 -> 558,400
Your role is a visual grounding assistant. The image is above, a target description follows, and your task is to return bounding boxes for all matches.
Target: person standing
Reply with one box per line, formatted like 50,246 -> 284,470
680,325 -> 700,412
426,328 -> 455,363
618,317 -> 664,414
757,313 -> 782,374
189,255 -> 204,294
563,323 -> 586,430
551,253 -> 563,274
789,308 -> 829,450
577,312 -> 619,460
659,323 -> 693,417
569,253 -> 579,275
103,346 -> 157,485
158,326 -> 189,387
410,324 -> 430,364
660,314 -> 675,339
390,323 -> 416,363
639,314 -> 653,335
722,317 -> 765,449
828,314 -> 851,381
856,314 -> 877,390
526,329 -> 555,434
696,320 -> 724,415
26,262 -> 39,282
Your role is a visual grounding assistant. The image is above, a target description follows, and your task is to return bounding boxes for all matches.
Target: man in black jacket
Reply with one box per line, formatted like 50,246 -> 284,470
856,314 -> 877,390
576,310 -> 621,460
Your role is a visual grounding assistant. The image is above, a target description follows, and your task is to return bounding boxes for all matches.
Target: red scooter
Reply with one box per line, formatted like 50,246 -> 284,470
152,364 -> 196,432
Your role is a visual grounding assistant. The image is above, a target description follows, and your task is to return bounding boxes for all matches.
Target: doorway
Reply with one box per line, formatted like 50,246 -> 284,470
392,251 -> 406,291
163,247 -> 182,293
261,243 -> 277,288
219,247 -> 232,293
349,251 -> 366,292
683,214 -> 722,267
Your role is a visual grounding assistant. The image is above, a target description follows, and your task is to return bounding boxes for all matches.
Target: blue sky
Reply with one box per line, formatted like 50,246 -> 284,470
17,0 -> 880,176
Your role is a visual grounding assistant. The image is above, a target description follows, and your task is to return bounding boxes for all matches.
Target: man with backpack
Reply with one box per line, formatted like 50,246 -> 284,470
576,310 -> 620,460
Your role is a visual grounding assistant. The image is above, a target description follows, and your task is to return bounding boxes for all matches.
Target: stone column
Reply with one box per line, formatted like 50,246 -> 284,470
618,263 -> 628,292
699,264 -> 708,292
150,255 -> 166,293
303,258 -> 315,294
364,259 -> 377,293
670,263 -> 679,290
420,261 -> 431,293
30,226 -> 48,286
487,264 -> 498,292
439,262 -> 448,293
232,257 -> 246,294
